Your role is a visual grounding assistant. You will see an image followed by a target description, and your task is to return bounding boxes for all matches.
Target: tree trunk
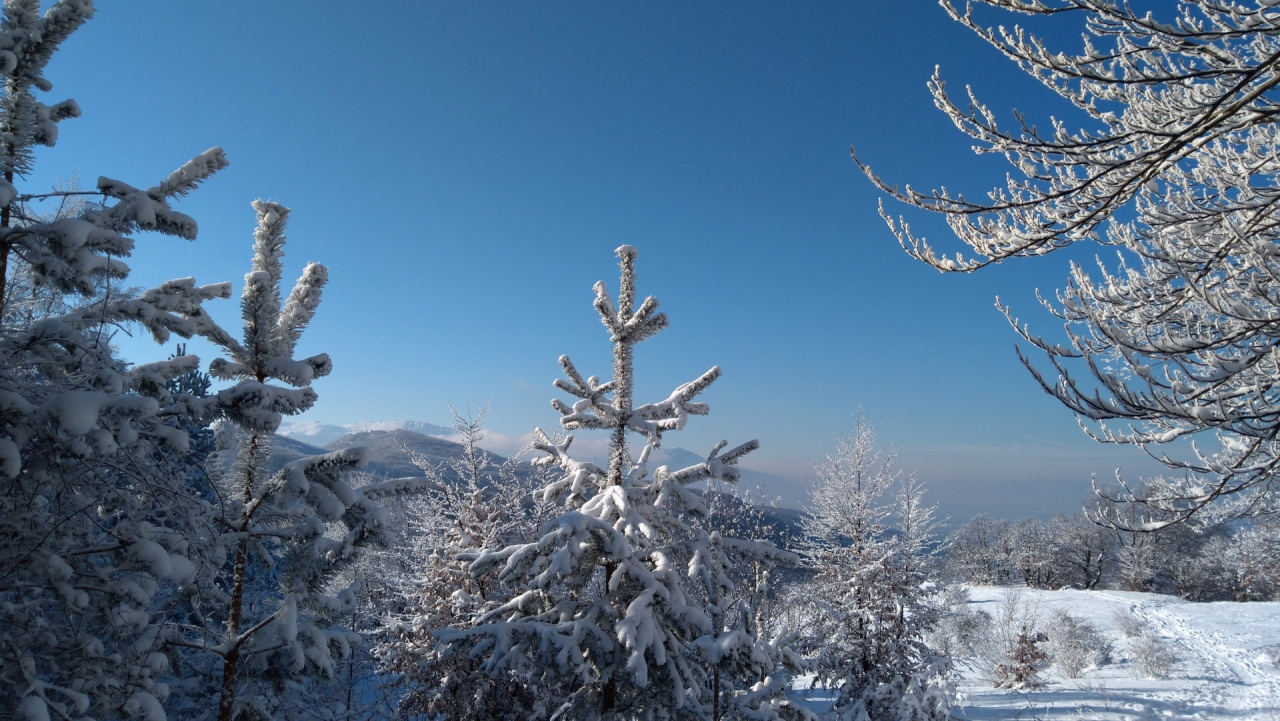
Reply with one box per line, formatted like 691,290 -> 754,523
217,645 -> 241,721
602,559 -> 619,716
608,339 -> 632,486
0,170 -> 13,307
713,670 -> 720,721
602,675 -> 617,716
217,431 -> 261,721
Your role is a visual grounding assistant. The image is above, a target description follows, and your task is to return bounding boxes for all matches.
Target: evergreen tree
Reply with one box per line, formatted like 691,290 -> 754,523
439,246 -> 807,720
0,3 -> 246,717
994,628 -> 1048,690
372,403 -> 557,720
156,201 -> 434,721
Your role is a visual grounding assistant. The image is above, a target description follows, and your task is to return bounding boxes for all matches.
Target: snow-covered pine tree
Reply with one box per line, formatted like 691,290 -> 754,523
439,245 -> 807,720
801,413 -> 951,721
0,3 -> 258,718
156,201 -> 432,721
372,404 -> 557,719
891,475 -> 938,597
166,342 -> 218,499
993,628 -> 1047,690
698,488 -> 809,721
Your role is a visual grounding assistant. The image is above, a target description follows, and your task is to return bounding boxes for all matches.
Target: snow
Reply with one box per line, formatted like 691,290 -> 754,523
277,418 -> 451,445
16,697 -> 48,721
344,419 -> 450,435
794,586 -> 1280,719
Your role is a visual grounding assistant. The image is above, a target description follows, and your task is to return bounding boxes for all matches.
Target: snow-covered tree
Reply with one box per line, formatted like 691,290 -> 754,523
370,403 -> 557,720
0,3 -> 262,718
1200,521 -> 1280,601
800,414 -> 951,721
1009,519 -> 1060,589
941,516 -> 1015,586
993,627 -> 1047,690
803,413 -> 895,568
857,0 -> 1280,527
694,488 -> 808,721
1086,485 -> 1221,597
892,476 -> 939,593
148,201 -> 432,721
942,513 -> 1119,590
1046,513 -> 1112,590
439,245 -> 807,720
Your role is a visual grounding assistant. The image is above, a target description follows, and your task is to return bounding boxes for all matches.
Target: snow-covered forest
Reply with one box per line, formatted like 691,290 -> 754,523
4,0 -> 1280,719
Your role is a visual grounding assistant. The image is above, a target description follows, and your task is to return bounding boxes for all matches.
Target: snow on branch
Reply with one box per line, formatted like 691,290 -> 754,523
863,0 -> 1280,524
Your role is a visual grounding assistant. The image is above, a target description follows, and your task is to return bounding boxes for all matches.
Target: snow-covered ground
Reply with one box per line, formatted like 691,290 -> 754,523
794,586 -> 1280,719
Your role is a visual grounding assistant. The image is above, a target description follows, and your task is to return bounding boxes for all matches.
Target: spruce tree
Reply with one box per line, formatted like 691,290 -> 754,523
157,202 -> 433,721
440,246 -> 808,720
0,3 -> 243,717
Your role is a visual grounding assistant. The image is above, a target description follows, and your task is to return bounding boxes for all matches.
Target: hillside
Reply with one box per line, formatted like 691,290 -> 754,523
323,429 -> 506,480
267,430 -> 486,480
794,586 -> 1280,719
268,435 -> 330,473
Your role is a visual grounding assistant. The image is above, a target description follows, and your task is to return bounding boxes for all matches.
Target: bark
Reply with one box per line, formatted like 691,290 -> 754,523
217,431 -> 262,721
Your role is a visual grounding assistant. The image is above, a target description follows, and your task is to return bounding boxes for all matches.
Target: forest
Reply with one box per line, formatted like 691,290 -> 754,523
3,1 -> 1280,720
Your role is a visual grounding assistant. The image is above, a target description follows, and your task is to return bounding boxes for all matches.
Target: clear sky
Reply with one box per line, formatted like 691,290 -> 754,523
29,1 -> 1168,516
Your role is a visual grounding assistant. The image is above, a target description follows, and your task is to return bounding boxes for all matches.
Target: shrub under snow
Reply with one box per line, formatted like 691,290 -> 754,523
1046,611 -> 1112,679
1130,632 -> 1177,679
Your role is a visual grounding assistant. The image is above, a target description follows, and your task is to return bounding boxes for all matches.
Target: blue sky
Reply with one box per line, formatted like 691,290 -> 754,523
30,1 -> 1168,515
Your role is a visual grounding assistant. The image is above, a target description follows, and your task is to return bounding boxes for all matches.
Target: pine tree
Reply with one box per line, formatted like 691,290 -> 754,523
155,202 -> 434,721
698,489 -> 809,721
439,246 -> 807,720
372,403 -> 557,720
0,3 -> 249,717
994,628 -> 1048,690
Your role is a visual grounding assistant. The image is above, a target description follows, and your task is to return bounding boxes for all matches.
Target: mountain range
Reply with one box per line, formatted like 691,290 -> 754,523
269,428 -> 487,478
268,427 -> 806,545
277,419 -> 453,447
278,419 -> 804,510
275,422 -> 800,500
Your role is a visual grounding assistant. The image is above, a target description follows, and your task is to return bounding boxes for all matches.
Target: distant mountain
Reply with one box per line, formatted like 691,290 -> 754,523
344,420 -> 454,436
646,446 -> 706,468
649,446 -> 797,505
268,435 -> 331,473
256,429 -> 510,486
324,429 -> 505,480
277,419 -> 452,447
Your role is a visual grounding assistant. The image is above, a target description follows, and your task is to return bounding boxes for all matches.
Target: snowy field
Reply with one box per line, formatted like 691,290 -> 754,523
794,586 -> 1280,720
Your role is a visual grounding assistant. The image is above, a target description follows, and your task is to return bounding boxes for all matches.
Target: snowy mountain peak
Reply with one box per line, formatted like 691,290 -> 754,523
344,420 -> 452,435
277,419 -> 452,446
